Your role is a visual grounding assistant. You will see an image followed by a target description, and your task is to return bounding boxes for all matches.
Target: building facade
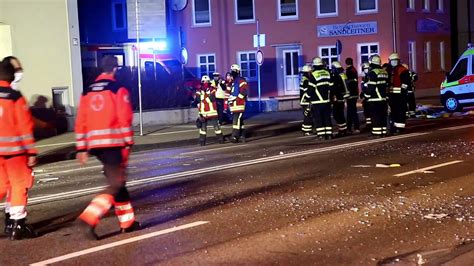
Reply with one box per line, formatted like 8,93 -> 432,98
176,0 -> 451,98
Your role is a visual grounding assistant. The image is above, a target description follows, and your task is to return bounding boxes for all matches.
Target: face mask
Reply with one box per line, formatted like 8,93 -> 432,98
11,72 -> 23,90
390,60 -> 398,67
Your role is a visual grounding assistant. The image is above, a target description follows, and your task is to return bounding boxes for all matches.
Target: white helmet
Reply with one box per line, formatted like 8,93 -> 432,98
361,62 -> 370,69
331,61 -> 342,69
388,53 -> 400,61
312,57 -> 323,66
369,55 -> 381,66
230,64 -> 240,72
201,75 -> 211,83
301,64 -> 312,73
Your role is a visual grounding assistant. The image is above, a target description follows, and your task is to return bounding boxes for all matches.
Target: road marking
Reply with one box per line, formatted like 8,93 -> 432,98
0,132 -> 428,209
29,221 -> 209,266
147,129 -> 197,136
288,120 -> 303,124
36,142 -> 76,148
439,124 -> 474,131
394,160 -> 463,177
34,165 -> 102,178
181,145 -> 248,155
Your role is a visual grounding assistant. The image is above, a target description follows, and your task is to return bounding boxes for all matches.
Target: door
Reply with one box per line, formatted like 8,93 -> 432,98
283,49 -> 300,95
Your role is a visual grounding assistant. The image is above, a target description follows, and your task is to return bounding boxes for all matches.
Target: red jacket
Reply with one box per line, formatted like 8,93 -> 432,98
229,77 -> 249,113
75,74 -> 133,151
196,85 -> 218,119
0,81 -> 37,156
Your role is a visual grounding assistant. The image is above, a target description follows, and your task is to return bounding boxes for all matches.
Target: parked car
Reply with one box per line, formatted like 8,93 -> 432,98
440,47 -> 474,112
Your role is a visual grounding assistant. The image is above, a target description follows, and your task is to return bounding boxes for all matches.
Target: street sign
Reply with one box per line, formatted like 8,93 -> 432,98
256,50 -> 264,66
253,34 -> 266,48
180,47 -> 188,65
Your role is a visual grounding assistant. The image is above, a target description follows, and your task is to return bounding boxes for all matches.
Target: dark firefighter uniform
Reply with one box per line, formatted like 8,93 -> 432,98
75,71 -> 138,237
388,64 -> 411,133
360,63 -> 372,129
406,68 -> 418,118
311,58 -> 333,139
365,59 -> 389,137
228,65 -> 249,143
300,65 -> 315,135
331,64 -> 349,136
196,76 -> 223,146
346,64 -> 360,132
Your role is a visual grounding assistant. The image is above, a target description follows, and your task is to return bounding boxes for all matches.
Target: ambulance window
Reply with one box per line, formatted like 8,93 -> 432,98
448,58 -> 467,83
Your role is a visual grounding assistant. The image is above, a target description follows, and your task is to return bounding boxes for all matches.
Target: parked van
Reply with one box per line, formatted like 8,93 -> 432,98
440,47 -> 474,112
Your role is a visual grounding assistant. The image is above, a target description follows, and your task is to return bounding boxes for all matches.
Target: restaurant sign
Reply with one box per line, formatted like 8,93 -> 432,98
317,21 -> 377,37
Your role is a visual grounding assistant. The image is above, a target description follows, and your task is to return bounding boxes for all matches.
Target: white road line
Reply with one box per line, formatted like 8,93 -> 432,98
147,129 -> 197,136
0,132 -> 427,209
36,142 -> 76,148
439,124 -> 474,131
394,160 -> 463,177
34,165 -> 102,178
288,120 -> 303,124
181,145 -> 248,155
29,221 -> 209,266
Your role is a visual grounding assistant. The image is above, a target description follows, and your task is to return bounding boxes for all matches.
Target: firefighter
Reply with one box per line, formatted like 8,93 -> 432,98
345,57 -> 360,134
387,53 -> 411,134
330,61 -> 349,137
228,64 -> 249,143
299,64 -> 315,135
402,64 -> 418,118
0,60 -> 37,240
75,55 -> 139,239
311,57 -> 333,140
360,62 -> 372,130
211,72 -> 228,124
196,75 -> 224,146
365,55 -> 389,137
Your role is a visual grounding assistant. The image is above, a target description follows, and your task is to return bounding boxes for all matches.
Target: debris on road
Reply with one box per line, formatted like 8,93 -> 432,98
423,213 -> 448,220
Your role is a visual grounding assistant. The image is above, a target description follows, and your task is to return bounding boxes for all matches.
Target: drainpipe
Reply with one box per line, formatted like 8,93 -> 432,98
391,0 -> 397,52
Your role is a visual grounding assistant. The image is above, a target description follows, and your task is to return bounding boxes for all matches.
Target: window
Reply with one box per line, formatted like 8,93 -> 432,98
447,58 -> 467,82
112,0 -> 126,31
424,41 -> 432,71
278,0 -> 298,19
193,0 -> 211,26
197,54 -> 216,77
235,0 -> 255,22
357,0 -> 377,13
52,87 -> 71,115
317,0 -> 338,17
440,41 -> 446,71
358,43 -> 379,67
319,46 -> 338,67
436,0 -> 444,12
406,0 -> 415,10
238,51 -> 257,80
408,41 -> 417,72
422,0 -> 430,11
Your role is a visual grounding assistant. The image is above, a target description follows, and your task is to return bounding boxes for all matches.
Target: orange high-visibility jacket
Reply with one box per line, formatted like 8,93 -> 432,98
75,74 -> 134,151
0,81 -> 37,156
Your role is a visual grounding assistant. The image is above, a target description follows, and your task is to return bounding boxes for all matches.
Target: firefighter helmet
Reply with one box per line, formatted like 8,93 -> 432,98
301,64 -> 312,73
361,62 -> 370,70
388,53 -> 400,61
331,61 -> 342,69
312,57 -> 323,66
201,75 -> 211,83
369,55 -> 381,66
230,64 -> 240,72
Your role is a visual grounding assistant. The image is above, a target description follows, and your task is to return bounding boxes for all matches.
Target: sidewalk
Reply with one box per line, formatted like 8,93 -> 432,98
35,110 -> 304,165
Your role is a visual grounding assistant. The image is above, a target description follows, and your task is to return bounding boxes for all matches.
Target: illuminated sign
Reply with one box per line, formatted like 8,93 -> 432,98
317,22 -> 377,37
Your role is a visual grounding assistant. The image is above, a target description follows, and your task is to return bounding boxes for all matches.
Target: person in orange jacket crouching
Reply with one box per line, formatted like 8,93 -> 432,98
75,55 -> 139,239
0,60 -> 37,240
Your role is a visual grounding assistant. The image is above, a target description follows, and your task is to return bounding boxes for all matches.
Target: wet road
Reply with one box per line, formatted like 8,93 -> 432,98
1,115 -> 473,265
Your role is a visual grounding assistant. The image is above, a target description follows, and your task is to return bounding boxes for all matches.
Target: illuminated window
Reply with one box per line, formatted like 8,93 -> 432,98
238,51 -> 257,80
235,0 -> 255,23
317,0 -> 338,17
193,0 -> 211,26
278,0 -> 298,19
197,54 -> 216,77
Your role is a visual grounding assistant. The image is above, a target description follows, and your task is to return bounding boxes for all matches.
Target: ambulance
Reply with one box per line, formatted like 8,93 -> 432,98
440,47 -> 474,112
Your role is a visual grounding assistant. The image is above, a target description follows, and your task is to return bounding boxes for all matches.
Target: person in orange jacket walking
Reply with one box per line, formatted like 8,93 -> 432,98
75,55 -> 139,239
0,60 -> 37,240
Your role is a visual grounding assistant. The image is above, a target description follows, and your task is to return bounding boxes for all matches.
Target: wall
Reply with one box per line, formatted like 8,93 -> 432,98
0,0 -> 83,114
0,24 -> 12,58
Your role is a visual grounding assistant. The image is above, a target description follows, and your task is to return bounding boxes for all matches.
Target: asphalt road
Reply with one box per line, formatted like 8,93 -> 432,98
1,115 -> 473,265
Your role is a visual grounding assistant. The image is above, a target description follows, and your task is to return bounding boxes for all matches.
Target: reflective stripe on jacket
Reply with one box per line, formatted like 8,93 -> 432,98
0,81 -> 37,156
366,68 -> 388,102
196,87 -> 218,118
75,74 -> 134,151
230,77 -> 248,113
310,69 -> 332,104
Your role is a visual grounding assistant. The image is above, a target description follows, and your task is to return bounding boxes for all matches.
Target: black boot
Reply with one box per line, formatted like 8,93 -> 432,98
4,212 -> 12,236
10,218 -> 36,240
217,134 -> 224,144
